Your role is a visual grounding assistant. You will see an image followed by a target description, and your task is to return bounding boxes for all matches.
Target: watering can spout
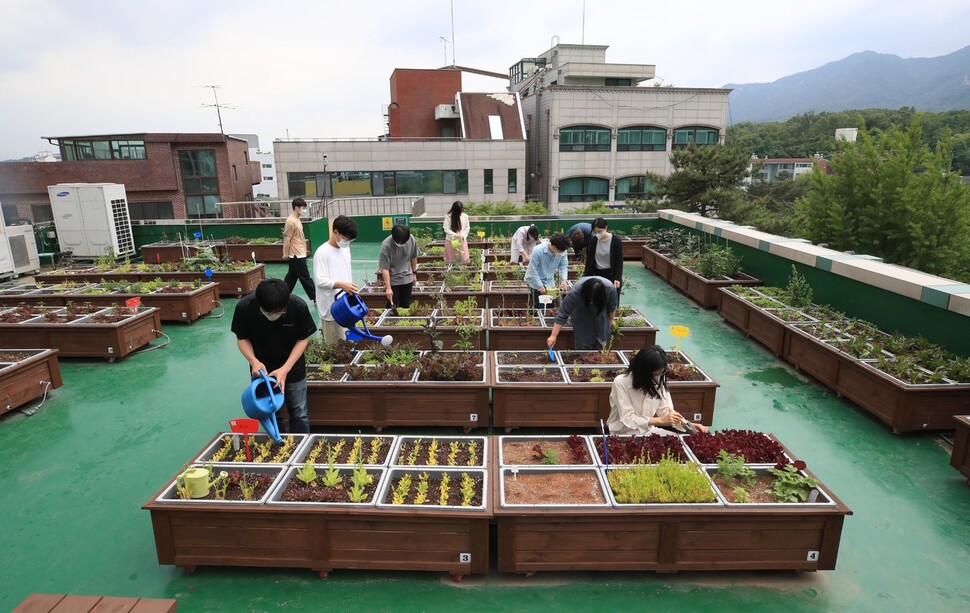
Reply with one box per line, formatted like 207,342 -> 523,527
240,370 -> 285,444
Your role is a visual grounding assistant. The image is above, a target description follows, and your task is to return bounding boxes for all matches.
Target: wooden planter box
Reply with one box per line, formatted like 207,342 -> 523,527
640,246 -> 673,281
483,264 -> 526,282
486,283 -> 533,309
140,242 -> 212,263
0,283 -> 219,323
665,264 -> 761,309
487,309 -> 657,351
641,244 -> 656,270
717,288 -> 789,355
36,265 -> 265,298
306,352 -> 491,431
784,325 -> 842,389
621,237 -> 649,260
491,441 -> 851,573
0,307 -> 162,360
950,416 -> 970,481
0,348 -> 63,415
361,311 -> 486,351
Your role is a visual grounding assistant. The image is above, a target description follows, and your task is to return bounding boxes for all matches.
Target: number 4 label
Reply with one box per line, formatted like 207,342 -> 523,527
807,550 -> 820,562
459,553 -> 471,563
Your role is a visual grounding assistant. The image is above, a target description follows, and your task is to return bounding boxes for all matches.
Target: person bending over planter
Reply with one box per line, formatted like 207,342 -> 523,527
443,200 -> 470,264
379,224 -> 419,309
313,215 -> 358,344
607,345 -> 709,436
510,224 -> 540,264
546,276 -> 617,351
583,217 -> 623,301
524,233 -> 570,309
283,197 -> 316,302
232,278 -> 317,433
567,221 -> 592,263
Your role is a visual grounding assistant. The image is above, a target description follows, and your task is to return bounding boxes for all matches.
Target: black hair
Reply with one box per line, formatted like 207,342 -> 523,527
391,224 -> 411,244
628,345 -> 668,399
255,278 -> 290,312
527,225 -> 539,241
448,201 -> 464,233
580,277 -> 607,315
549,233 -> 569,251
592,217 -> 608,230
332,215 -> 358,240
570,230 -> 587,251
291,197 -> 307,209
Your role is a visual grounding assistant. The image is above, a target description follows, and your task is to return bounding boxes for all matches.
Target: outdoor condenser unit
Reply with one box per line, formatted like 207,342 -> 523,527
47,183 -> 135,259
0,203 -> 16,280
6,224 -> 40,276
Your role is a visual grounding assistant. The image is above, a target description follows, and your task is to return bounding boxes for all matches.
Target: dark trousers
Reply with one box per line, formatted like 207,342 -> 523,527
386,282 -> 414,309
285,257 -> 315,301
594,267 -> 621,305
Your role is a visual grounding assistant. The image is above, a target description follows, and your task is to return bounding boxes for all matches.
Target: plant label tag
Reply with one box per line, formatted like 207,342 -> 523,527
806,550 -> 819,562
232,435 -> 240,451
807,489 -> 820,503
459,553 -> 471,563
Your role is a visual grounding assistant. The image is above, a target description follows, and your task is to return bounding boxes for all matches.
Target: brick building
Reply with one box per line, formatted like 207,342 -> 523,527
0,133 -> 259,223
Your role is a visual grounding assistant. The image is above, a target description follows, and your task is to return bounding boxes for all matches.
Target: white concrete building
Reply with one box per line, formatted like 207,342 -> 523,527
231,134 -> 278,199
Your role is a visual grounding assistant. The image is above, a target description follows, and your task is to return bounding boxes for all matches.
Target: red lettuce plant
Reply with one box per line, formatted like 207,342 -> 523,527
684,429 -> 787,464
594,434 -> 688,464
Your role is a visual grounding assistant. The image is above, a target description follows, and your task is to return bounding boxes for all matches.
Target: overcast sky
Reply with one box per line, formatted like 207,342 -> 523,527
2,0 -> 968,160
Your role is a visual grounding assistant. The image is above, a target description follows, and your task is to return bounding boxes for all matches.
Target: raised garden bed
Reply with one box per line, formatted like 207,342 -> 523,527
487,308 -> 658,351
35,264 -> 265,298
0,306 -> 163,360
499,435 -> 594,466
306,351 -> 490,431
666,261 -> 762,309
0,348 -> 63,416
391,436 -> 487,468
950,416 -> 970,482
292,434 -> 395,466
621,236 -> 650,260
360,309 -> 485,350
268,465 -> 385,506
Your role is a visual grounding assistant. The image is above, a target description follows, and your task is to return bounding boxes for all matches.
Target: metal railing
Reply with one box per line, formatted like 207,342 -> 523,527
313,196 -> 422,220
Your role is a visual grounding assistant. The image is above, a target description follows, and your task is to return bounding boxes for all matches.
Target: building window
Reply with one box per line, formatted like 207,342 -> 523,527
508,169 -> 517,193
261,163 -> 273,169
617,127 -> 667,152
2,204 -> 20,223
559,126 -> 611,152
615,176 -> 655,201
262,176 -> 274,181
30,204 -> 54,223
558,177 -> 609,202
287,172 -> 329,198
672,127 -> 719,149
127,201 -> 174,220
605,78 -> 632,86
61,138 -> 146,160
332,171 -> 372,197
178,150 -> 221,218
484,169 -> 493,194
232,165 -> 238,181
443,170 -> 458,194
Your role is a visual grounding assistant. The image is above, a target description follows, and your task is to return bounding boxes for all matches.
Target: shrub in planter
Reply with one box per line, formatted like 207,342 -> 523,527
607,456 -> 718,504
697,245 -> 742,279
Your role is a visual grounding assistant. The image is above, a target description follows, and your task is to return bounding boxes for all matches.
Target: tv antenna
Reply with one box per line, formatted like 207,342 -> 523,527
198,85 -> 234,133
439,36 -> 450,66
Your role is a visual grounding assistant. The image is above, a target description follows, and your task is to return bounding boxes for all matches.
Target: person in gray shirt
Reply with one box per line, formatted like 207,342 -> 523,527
546,276 -> 618,350
378,224 -> 419,308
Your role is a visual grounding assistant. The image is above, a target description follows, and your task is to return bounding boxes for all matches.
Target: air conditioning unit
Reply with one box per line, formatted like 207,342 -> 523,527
0,203 -> 15,280
6,224 -> 40,275
47,183 -> 135,259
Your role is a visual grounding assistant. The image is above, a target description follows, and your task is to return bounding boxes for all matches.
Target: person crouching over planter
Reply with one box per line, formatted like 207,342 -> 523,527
379,224 -> 419,309
510,224 -> 539,264
524,233 -> 570,310
607,345 -> 709,436
584,217 -> 623,302
546,276 -> 617,351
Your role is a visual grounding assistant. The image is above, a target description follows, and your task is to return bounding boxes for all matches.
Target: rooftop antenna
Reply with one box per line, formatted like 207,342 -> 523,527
450,0 -> 456,67
439,36 -> 450,65
198,85 -> 234,134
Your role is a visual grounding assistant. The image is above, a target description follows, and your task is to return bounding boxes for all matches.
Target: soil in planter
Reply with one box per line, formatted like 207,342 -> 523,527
559,350 -> 623,365
667,363 -> 705,382
713,474 -> 779,503
502,436 -> 590,465
499,367 -> 563,383
384,472 -> 484,507
0,306 -> 45,323
88,310 -> 130,323
41,311 -> 85,323
567,367 -> 624,383
504,471 -> 606,505
306,366 -> 344,381
184,471 -> 276,502
415,353 -> 483,381
497,352 -> 551,365
155,285 -> 197,293
302,436 -> 392,464
684,429 -> 787,464
207,435 -> 302,463
395,439 -> 484,467
278,471 -> 380,503
63,302 -> 102,315
596,434 -> 688,464
0,351 -> 36,362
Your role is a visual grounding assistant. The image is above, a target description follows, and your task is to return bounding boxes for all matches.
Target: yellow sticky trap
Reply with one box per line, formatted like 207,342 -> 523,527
669,325 -> 690,352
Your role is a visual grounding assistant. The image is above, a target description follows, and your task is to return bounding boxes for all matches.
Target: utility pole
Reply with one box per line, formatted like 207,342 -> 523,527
199,85 -> 234,134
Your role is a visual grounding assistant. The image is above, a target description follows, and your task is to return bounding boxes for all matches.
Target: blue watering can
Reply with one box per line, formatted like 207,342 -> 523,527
240,370 -> 284,443
330,290 -> 393,346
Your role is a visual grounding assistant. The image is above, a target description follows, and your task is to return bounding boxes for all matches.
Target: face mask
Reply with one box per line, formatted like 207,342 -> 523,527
260,307 -> 285,321
595,231 -> 608,240
652,375 -> 662,385
337,239 -> 352,249
394,241 -> 407,249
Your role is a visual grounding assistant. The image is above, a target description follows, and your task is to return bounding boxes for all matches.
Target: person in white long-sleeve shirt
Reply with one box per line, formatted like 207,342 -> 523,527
607,345 -> 709,436
510,224 -> 539,263
313,215 -> 358,344
443,200 -> 470,264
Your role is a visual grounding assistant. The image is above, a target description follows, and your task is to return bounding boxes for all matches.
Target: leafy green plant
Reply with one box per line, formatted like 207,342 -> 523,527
321,458 -> 342,488
296,462 -> 317,485
715,450 -> 756,487
697,245 -> 742,279
460,472 -> 476,506
767,464 -> 819,502
785,265 -> 814,308
607,455 -> 717,503
732,487 -> 751,503
540,449 -> 561,464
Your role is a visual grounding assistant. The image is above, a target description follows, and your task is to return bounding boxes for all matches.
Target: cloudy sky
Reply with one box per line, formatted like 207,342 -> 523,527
2,0 -> 968,160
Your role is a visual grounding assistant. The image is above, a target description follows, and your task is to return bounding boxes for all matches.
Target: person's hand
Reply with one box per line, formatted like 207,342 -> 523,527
546,334 -> 557,349
655,409 -> 685,427
692,423 -> 709,434
539,286 -> 547,294
614,280 -> 621,289
559,281 -> 569,292
385,288 -> 394,302
336,280 -> 359,294
268,366 -> 289,393
249,359 -> 267,378
412,273 -> 418,284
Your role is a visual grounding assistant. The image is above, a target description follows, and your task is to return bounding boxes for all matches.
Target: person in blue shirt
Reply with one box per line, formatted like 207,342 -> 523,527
567,222 -> 592,262
524,233 -> 570,309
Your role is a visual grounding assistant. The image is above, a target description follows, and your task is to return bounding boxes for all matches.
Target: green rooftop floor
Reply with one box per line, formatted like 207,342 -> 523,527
1,244 -> 968,612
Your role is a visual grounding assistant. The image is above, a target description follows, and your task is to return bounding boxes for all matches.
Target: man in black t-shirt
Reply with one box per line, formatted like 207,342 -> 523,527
231,279 -> 317,433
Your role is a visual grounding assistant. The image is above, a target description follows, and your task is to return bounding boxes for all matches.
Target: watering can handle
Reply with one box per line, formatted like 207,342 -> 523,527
256,369 -> 276,389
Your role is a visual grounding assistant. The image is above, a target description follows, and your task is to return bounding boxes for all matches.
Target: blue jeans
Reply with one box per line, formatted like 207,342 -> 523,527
276,378 -> 309,433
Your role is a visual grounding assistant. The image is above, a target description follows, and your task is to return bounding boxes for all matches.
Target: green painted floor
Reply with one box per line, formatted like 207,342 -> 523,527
1,244 -> 969,613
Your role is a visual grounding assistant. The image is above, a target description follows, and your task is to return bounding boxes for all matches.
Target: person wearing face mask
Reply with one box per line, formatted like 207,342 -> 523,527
313,215 -> 359,344
524,233 -> 571,309
510,224 -> 540,264
231,278 -> 317,433
546,276 -> 617,351
283,198 -> 315,302
607,345 -> 709,436
584,217 -> 623,300
443,200 -> 470,264
378,224 -> 419,309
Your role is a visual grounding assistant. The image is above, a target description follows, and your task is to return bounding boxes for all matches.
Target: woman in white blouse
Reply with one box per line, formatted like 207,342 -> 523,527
443,200 -> 470,264
607,345 -> 709,436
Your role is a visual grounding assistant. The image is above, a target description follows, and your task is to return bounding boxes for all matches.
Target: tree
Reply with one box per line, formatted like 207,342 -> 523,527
720,175 -> 810,237
796,118 -> 970,281
646,144 -> 751,217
